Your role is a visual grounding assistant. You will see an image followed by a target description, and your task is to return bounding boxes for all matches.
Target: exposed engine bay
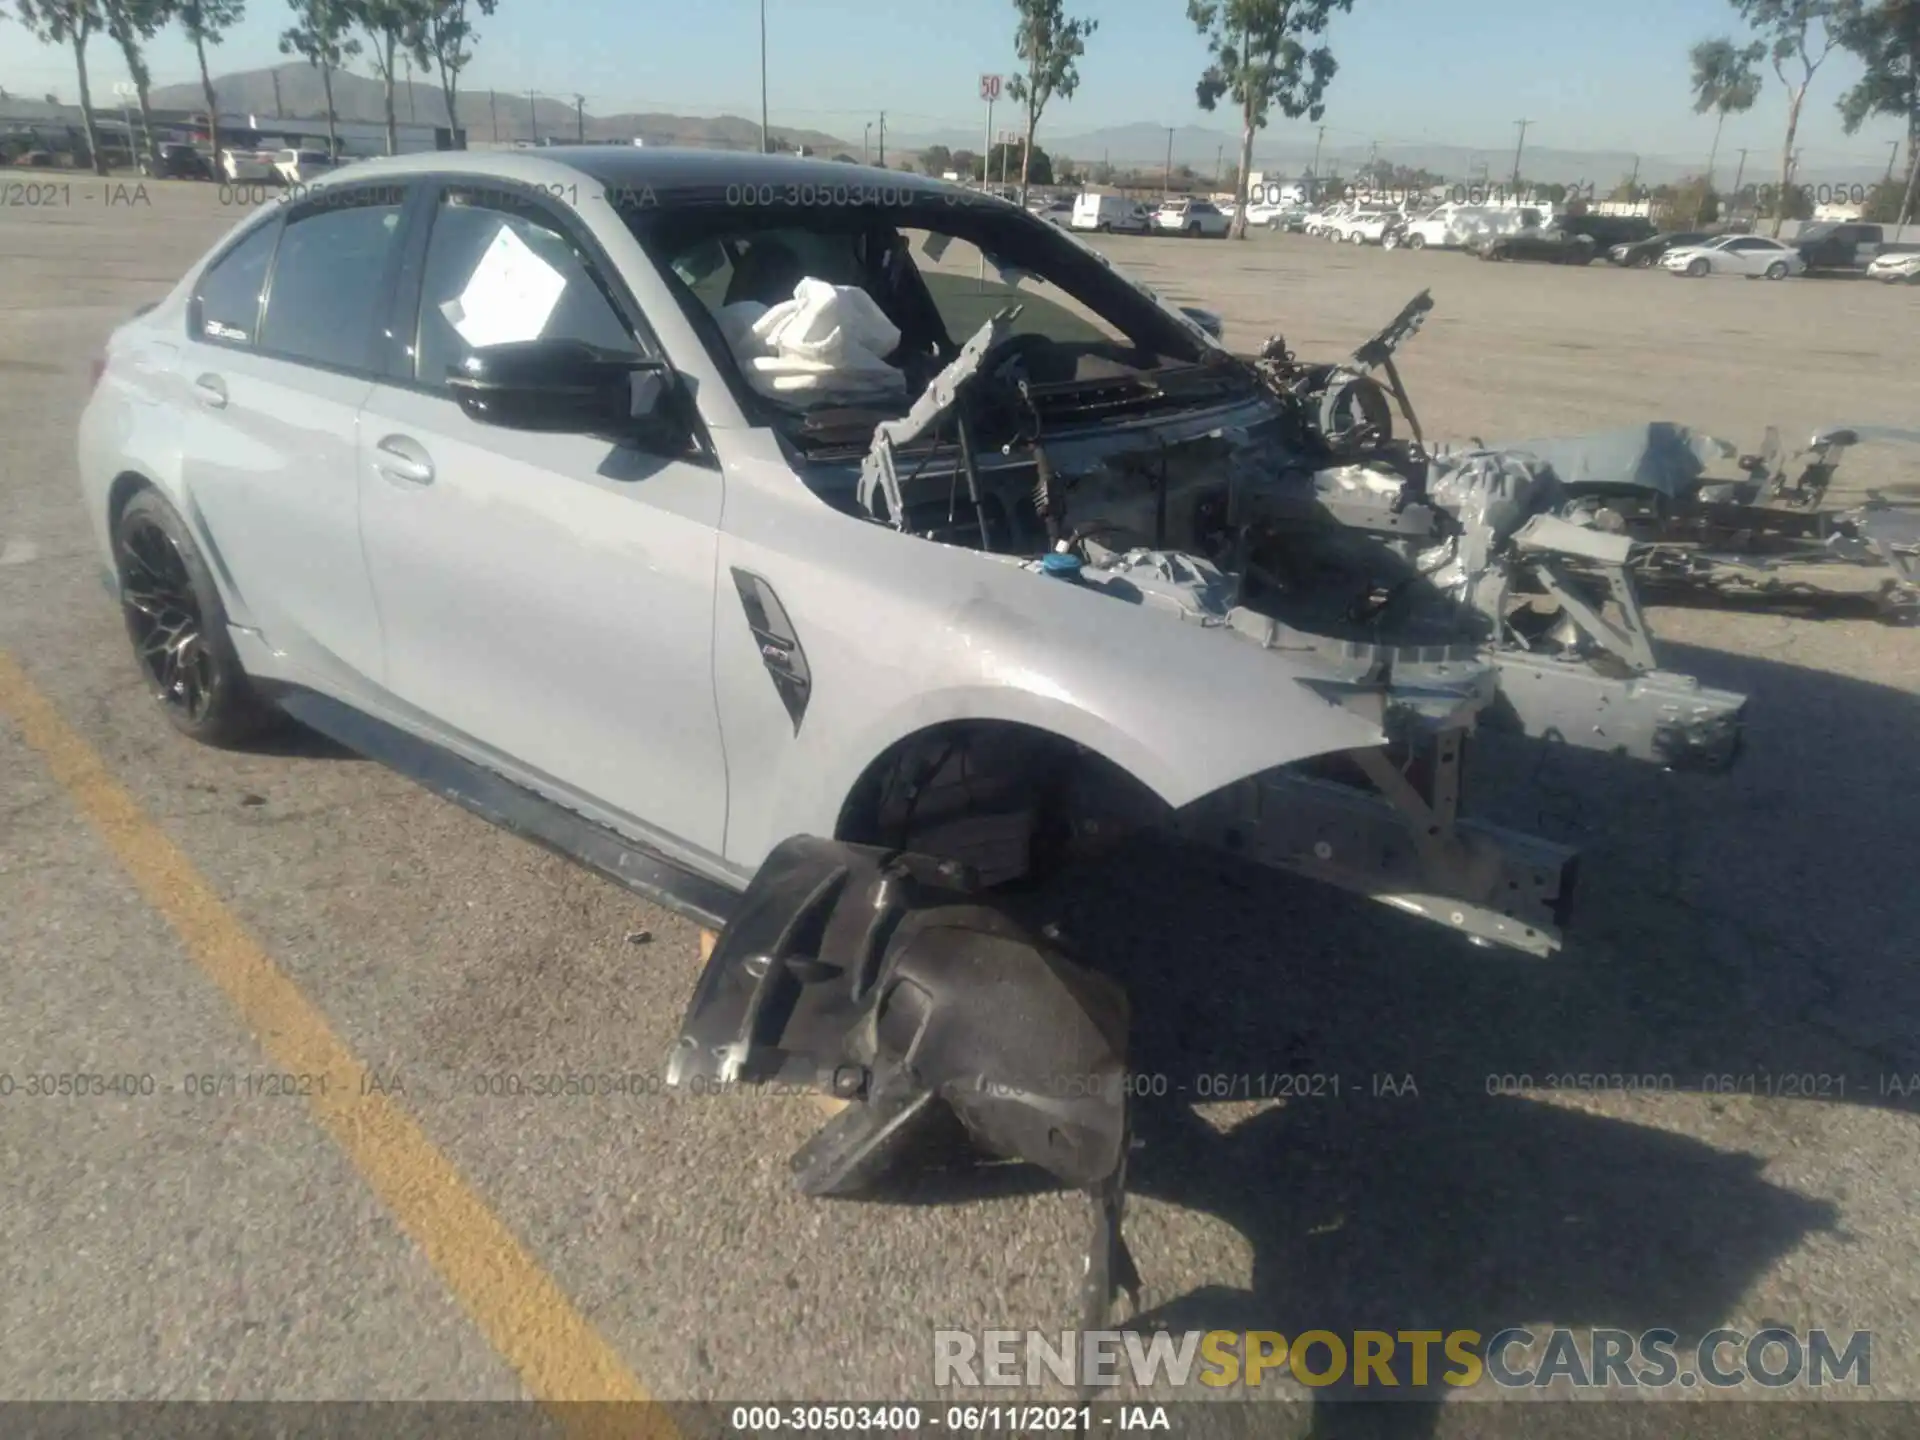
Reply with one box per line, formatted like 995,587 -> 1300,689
829,288 -> 1746,773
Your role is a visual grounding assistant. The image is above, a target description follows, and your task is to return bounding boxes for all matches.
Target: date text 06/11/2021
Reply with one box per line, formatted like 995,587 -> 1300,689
725,1404 -> 1172,1433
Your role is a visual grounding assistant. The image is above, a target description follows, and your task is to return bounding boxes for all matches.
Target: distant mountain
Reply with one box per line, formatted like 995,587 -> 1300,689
146,64 -> 854,156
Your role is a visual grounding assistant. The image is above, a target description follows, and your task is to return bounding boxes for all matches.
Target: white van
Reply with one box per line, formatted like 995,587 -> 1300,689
1071,193 -> 1151,234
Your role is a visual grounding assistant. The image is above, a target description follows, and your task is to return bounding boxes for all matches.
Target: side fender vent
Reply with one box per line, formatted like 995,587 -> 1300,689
731,568 -> 812,733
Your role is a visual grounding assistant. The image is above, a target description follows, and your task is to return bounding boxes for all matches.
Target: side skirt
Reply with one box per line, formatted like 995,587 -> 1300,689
272,687 -> 743,931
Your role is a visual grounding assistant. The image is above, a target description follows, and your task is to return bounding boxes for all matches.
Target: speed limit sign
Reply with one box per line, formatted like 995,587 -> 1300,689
979,74 -> 1002,102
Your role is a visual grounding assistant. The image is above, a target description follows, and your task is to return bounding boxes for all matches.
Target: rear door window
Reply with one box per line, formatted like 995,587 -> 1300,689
257,187 -> 408,372
191,220 -> 280,348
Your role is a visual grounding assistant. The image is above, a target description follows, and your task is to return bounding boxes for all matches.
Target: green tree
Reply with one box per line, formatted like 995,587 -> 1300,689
919,143 -> 952,175
1861,176 -> 1907,219
1730,0 -> 1841,235
100,0 -> 170,168
1189,0 -> 1354,239
951,148 -> 979,180
1666,173 -> 1722,221
178,0 -> 244,174
416,0 -> 494,146
1688,35 -> 1765,214
346,0 -> 428,155
1834,0 -> 1920,224
281,0 -> 360,158
16,0 -> 108,175
1005,0 -> 1096,205
986,139 -> 1052,185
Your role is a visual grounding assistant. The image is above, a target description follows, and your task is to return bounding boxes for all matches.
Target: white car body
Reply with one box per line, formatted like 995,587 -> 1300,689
1070,193 -> 1151,234
1327,211 -> 1393,244
272,149 -> 339,186
1661,234 -> 1806,279
220,146 -> 278,184
1866,250 -> 1920,283
1151,199 -> 1230,236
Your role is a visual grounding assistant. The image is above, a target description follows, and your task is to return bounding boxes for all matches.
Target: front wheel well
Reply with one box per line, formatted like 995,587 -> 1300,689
105,471 -> 156,535
833,720 -> 1170,887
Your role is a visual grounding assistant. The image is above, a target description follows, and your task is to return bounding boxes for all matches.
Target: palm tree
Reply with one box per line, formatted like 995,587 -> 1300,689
1688,35 -> 1766,219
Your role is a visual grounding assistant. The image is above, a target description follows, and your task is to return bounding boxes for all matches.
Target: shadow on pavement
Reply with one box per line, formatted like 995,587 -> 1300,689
1012,634 -> 1915,1431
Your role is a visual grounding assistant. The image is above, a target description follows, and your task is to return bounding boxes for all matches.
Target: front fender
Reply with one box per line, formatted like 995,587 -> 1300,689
748,578 -> 1388,860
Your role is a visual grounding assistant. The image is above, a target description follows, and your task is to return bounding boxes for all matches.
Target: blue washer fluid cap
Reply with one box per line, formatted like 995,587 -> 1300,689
1040,551 -> 1084,578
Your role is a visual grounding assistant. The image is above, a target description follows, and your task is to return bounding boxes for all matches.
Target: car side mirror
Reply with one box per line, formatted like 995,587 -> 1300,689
446,338 -> 683,443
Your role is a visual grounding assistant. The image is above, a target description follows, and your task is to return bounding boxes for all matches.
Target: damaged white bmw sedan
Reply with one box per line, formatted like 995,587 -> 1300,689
79,150 -> 1750,1297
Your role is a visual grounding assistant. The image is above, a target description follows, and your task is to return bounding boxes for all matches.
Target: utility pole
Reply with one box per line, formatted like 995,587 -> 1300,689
271,68 -> 284,119
1510,118 -> 1529,192
863,122 -> 871,165
1164,125 -> 1173,196
489,89 -> 498,143
1310,122 -> 1324,179
404,55 -> 416,122
1214,142 -> 1223,187
574,94 -> 585,143
759,0 -> 770,153
877,111 -> 885,166
528,91 -> 538,143
1627,154 -> 1640,197
1887,140 -> 1901,184
1731,147 -> 1749,205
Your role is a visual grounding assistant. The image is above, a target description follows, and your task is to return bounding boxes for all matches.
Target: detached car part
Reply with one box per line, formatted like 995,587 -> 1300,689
666,837 -> 1141,1349
1491,422 -> 1920,624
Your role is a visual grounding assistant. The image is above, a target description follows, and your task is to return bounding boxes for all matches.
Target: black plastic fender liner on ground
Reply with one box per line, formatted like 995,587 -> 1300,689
666,836 -> 1142,1355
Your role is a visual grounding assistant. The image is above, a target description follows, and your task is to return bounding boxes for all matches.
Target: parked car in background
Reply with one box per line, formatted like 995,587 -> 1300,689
1607,231 -> 1713,268
1071,192 -> 1151,234
1560,213 -> 1657,249
1327,210 -> 1394,244
1866,249 -> 1920,284
1471,225 -> 1598,264
1661,234 -> 1804,279
139,142 -> 215,181
220,138 -> 281,184
272,148 -> 338,186
1151,197 -> 1230,237
1031,198 -> 1074,228
1246,201 -> 1310,231
1793,221 -> 1911,273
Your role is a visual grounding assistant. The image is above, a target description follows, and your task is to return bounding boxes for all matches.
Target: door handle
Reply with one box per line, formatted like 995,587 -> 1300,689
192,374 -> 227,409
373,435 -> 435,486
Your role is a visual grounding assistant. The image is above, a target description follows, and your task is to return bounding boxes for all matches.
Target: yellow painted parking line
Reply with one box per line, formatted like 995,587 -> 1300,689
0,652 -> 674,1439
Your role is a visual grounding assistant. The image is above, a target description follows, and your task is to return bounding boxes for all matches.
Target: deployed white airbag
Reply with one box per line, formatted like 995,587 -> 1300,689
719,278 -> 905,398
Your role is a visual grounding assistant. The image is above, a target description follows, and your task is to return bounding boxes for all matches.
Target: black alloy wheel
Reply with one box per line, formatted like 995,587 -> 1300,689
114,489 -> 275,745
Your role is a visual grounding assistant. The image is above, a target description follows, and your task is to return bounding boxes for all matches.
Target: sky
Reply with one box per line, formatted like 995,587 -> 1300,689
1,0 -> 1907,170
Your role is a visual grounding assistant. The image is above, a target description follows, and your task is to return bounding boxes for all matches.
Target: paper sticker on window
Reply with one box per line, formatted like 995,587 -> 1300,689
439,220 -> 567,348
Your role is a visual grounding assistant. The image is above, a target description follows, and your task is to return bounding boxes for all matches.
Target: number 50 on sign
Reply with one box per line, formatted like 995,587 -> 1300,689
979,74 -> 1002,102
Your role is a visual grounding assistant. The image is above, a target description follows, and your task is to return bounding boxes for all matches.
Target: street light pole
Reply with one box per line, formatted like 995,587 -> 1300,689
877,111 -> 885,167
1510,118 -> 1529,193
528,90 -> 538,143
575,94 -> 585,143
1163,125 -> 1173,196
759,0 -> 770,153
863,123 -> 871,165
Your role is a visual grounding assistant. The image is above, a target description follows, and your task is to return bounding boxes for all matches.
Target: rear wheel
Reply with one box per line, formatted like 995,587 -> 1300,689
113,488 -> 277,746
1349,230 -> 1366,245
1409,234 -> 1427,250
1765,260 -> 1789,279
1634,252 -> 1655,268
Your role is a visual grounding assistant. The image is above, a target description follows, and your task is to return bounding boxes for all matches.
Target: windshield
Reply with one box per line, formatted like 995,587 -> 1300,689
626,191 -> 1217,422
